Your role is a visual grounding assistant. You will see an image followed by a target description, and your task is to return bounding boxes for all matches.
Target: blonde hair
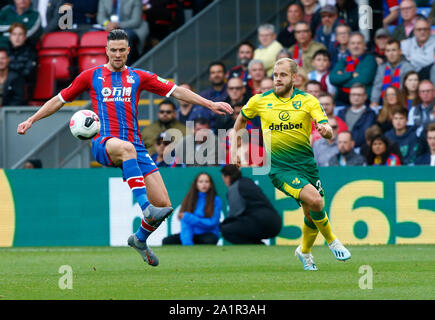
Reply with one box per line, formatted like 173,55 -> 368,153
275,58 -> 298,75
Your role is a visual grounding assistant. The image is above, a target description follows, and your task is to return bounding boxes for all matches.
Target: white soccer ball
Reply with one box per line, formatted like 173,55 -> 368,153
69,110 -> 100,140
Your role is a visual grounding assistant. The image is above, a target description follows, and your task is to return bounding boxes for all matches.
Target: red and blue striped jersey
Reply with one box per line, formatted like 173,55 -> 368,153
59,65 -> 176,146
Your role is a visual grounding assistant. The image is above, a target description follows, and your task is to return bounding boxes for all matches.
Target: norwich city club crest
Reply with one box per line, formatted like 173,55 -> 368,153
292,101 -> 301,109
292,177 -> 301,186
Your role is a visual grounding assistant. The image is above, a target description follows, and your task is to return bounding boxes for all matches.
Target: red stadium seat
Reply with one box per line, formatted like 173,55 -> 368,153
39,31 -> 79,57
38,32 -> 79,80
28,62 -> 56,105
78,31 -> 109,72
38,53 -> 72,80
78,54 -> 107,72
80,31 -> 108,48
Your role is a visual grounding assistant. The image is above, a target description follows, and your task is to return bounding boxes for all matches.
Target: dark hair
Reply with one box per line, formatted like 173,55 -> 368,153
179,172 -> 217,218
367,134 -> 391,165
312,49 -> 331,60
26,159 -> 42,168
307,80 -> 322,88
194,117 -> 210,126
287,2 -> 304,13
107,29 -> 129,42
208,61 -> 226,74
415,15 -> 429,24
159,99 -> 176,111
391,106 -> 408,118
221,164 -> 242,184
386,38 -> 400,48
0,48 -> 8,56
238,41 -> 255,52
427,122 -> 435,132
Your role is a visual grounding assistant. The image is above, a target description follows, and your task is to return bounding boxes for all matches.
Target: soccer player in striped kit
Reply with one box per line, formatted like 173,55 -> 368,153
17,29 -> 233,266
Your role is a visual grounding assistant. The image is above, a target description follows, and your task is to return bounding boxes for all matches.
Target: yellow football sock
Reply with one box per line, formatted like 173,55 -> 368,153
310,210 -> 337,244
301,217 -> 319,254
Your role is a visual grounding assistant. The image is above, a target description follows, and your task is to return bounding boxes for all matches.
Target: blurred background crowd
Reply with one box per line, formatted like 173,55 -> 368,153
1,0 -> 435,168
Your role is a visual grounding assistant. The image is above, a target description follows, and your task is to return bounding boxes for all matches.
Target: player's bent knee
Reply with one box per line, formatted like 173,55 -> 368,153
120,142 -> 137,159
310,196 -> 324,212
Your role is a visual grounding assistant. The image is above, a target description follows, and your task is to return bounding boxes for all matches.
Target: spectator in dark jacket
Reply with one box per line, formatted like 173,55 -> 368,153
175,83 -> 204,125
215,77 -> 249,132
329,131 -> 366,166
385,106 -> 420,165
415,122 -> 435,165
6,22 -> 37,96
220,165 -> 282,245
336,0 -> 359,31
330,32 -> 377,105
277,3 -> 303,48
301,0 -> 321,34
391,0 -> 417,42
370,28 -> 390,66
226,41 -> 254,86
314,5 -> 340,52
33,0 -> 64,34
337,83 -> 376,148
192,61 -> 229,129
330,23 -> 350,68
0,0 -> 43,48
0,48 -> 26,106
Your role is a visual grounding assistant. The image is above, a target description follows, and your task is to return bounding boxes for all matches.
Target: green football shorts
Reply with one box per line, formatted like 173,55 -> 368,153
269,169 -> 324,206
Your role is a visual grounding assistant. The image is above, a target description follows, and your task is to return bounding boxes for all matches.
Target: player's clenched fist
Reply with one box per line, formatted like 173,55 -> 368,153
313,118 -> 332,139
17,119 -> 33,135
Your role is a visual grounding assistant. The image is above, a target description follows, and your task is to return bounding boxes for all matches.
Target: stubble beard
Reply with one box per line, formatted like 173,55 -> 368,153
274,80 -> 294,97
110,59 -> 126,72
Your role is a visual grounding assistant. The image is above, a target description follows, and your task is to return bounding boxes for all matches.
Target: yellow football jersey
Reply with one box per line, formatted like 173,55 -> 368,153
241,88 -> 328,172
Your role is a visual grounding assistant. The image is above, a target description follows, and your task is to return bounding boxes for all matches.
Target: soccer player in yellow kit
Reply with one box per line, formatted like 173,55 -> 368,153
232,58 -> 350,270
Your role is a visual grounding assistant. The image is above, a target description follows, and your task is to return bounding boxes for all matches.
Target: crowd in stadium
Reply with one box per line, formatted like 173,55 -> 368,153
2,0 -> 435,168
140,0 -> 435,168
0,0 -> 211,104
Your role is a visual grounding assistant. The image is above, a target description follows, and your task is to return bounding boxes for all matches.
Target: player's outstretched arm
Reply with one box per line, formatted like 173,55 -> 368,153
171,86 -> 233,115
17,95 -> 65,135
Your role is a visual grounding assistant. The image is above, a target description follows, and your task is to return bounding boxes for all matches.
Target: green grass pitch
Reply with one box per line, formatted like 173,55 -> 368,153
0,245 -> 434,300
